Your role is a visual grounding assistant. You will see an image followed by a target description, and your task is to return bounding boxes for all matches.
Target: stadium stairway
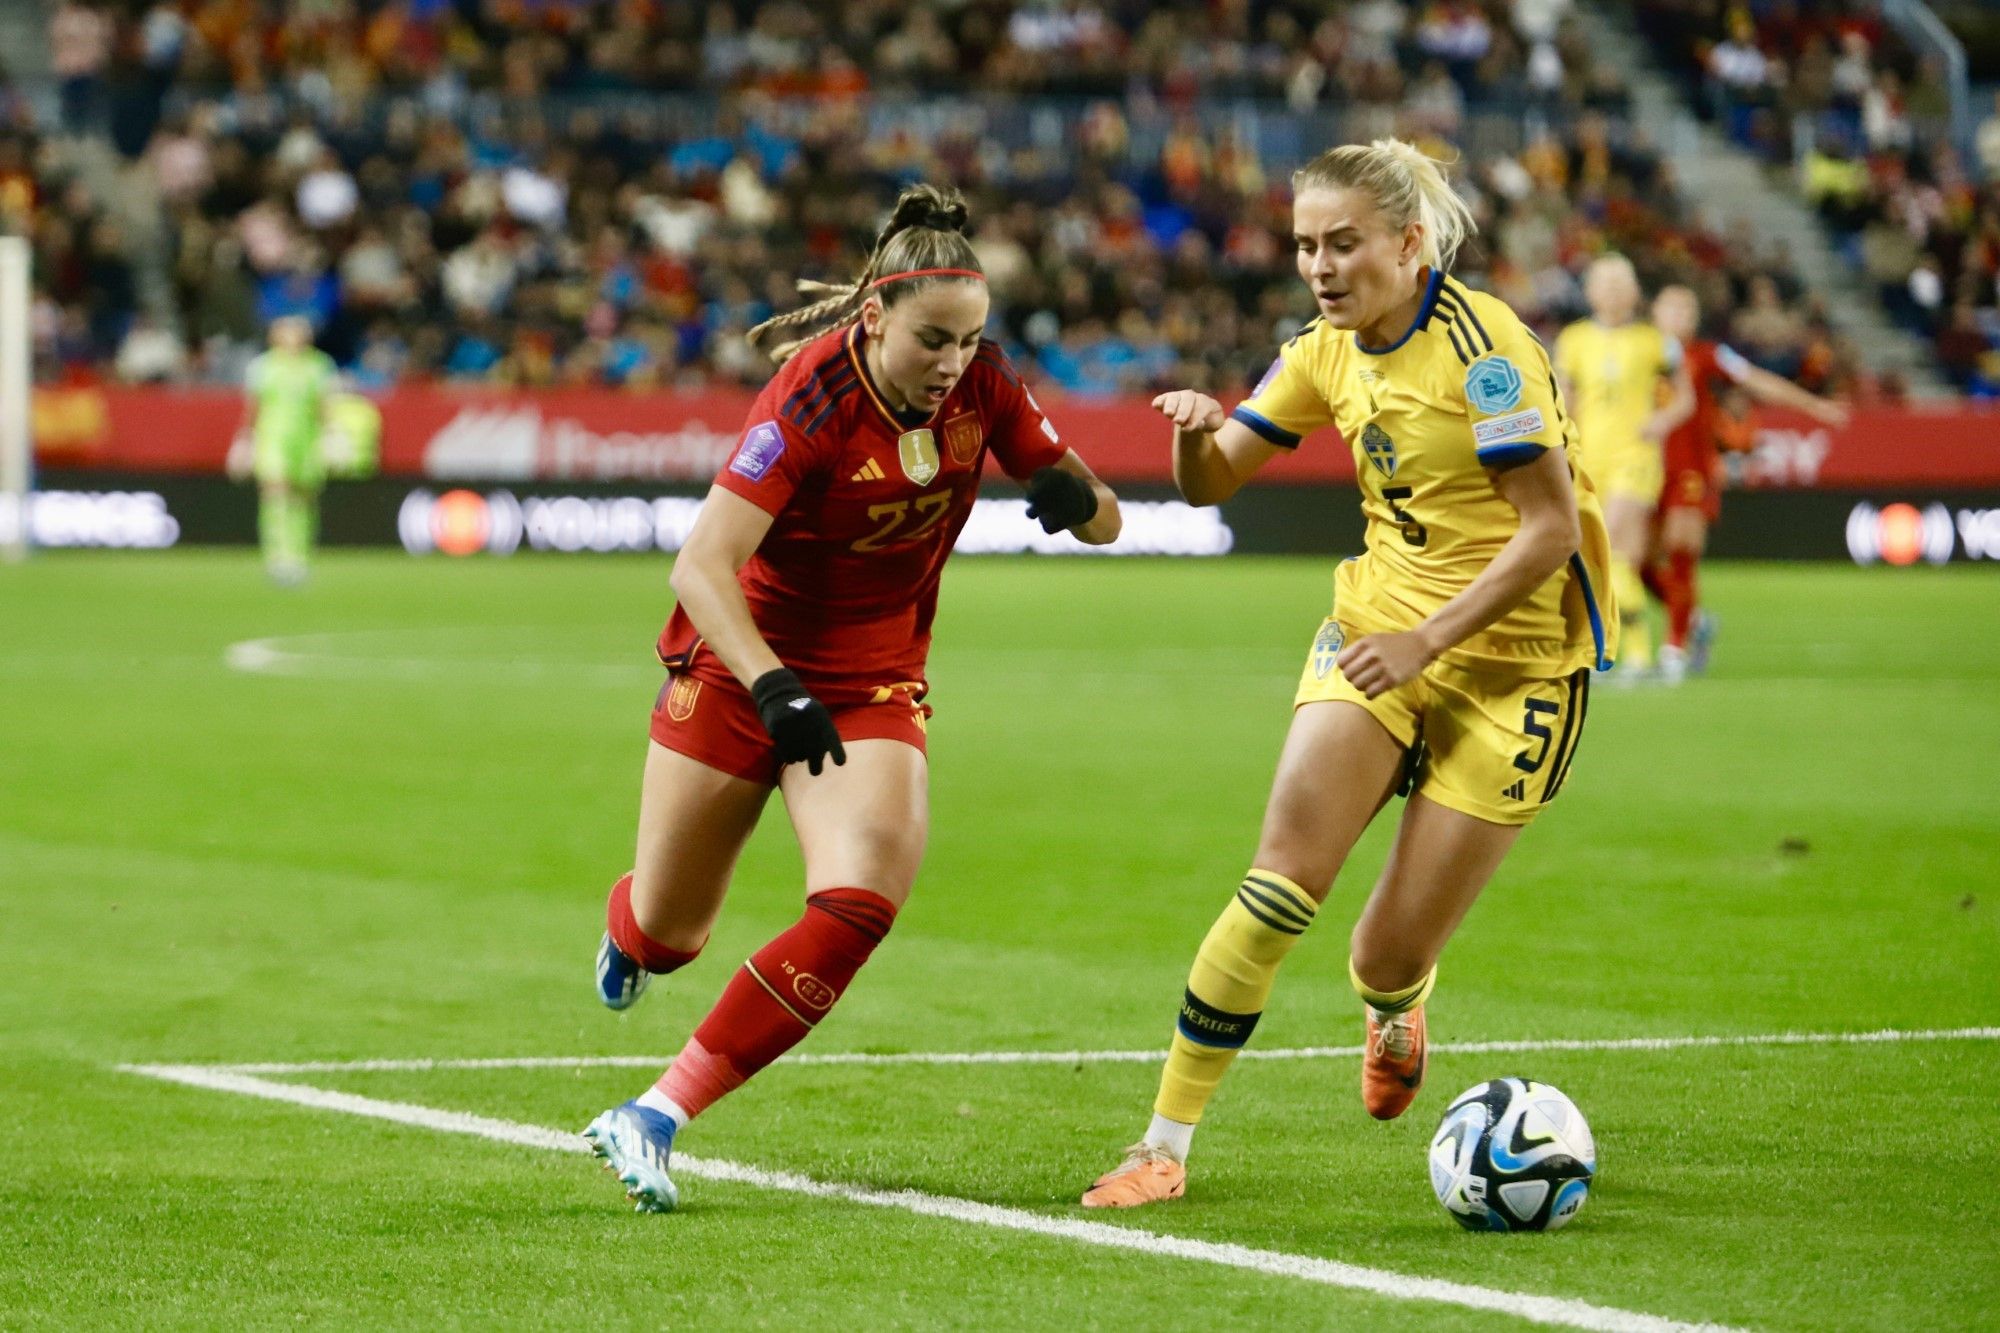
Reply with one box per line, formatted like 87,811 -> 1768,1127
1588,8 -> 1947,397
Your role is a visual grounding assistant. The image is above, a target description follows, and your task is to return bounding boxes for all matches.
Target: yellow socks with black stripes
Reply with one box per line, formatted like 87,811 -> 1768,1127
1610,553 -> 1652,671
1148,871 -> 1318,1156
1349,958 -> 1436,1014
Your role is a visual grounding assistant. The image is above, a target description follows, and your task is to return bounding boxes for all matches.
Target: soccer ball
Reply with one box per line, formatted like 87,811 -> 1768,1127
1428,1078 -> 1595,1232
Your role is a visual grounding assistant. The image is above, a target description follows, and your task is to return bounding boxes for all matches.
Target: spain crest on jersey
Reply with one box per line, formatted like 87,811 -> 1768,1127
944,411 -> 983,464
1361,422 -> 1397,478
898,428 -> 940,485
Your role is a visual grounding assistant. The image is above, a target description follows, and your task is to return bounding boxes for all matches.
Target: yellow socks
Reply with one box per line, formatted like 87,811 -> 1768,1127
1153,871 -> 1317,1126
1349,958 -> 1435,1014
1611,553 -> 1652,670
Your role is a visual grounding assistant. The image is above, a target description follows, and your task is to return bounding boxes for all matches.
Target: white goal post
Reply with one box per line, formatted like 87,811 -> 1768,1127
0,234 -> 29,561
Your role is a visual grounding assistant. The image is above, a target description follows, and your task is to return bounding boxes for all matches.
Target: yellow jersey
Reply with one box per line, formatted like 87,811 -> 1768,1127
1551,318 -> 1680,463
1232,270 -> 1616,674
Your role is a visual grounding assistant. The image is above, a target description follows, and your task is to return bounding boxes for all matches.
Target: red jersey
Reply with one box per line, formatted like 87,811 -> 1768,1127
1662,339 -> 1754,482
658,323 -> 1067,698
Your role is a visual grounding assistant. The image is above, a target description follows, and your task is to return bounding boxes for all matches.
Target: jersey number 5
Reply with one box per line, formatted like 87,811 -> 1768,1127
852,492 -> 954,553
1513,698 -> 1559,773
1380,485 -> 1429,548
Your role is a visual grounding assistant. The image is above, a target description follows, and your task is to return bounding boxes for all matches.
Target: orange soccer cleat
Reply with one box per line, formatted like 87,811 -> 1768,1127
1362,1004 -> 1428,1120
1080,1143 -> 1187,1209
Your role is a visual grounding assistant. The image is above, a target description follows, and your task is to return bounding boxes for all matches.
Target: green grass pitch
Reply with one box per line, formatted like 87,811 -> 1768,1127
1,551 -> 1996,1329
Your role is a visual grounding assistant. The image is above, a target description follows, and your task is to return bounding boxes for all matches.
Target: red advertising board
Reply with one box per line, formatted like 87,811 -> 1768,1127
30,385 -> 2000,488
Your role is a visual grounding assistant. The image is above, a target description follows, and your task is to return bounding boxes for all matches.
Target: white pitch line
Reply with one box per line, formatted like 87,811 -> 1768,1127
119,1062 -> 1737,1333
205,1025 -> 2000,1075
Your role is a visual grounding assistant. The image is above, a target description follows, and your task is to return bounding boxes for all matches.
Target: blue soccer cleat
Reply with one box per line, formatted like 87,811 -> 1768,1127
1689,610 -> 1719,676
582,1101 -> 680,1213
595,932 -> 650,1011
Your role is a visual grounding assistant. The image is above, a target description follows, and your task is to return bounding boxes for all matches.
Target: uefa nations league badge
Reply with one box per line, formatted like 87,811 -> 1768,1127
1312,618 -> 1346,679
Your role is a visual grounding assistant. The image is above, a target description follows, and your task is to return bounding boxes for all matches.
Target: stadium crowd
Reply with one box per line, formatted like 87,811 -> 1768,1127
4,0 -> 1863,398
1638,0 -> 2000,396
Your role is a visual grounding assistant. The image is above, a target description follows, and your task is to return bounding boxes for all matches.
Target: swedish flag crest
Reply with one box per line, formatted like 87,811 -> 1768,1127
1361,422 -> 1397,477
1311,617 -> 1345,679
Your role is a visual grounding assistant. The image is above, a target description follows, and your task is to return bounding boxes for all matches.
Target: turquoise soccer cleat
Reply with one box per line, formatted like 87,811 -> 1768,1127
582,1102 -> 680,1213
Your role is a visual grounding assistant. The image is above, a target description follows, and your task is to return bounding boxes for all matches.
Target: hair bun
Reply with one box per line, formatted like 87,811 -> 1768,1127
890,185 -> 970,236
923,200 -> 969,233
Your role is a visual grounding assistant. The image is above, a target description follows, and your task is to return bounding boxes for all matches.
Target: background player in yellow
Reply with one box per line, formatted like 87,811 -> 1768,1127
1554,256 -> 1692,674
1081,139 -> 1616,1209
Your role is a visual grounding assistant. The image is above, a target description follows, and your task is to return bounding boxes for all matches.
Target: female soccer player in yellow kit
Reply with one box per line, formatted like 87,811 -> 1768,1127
1553,256 -> 1693,674
1083,139 -> 1618,1208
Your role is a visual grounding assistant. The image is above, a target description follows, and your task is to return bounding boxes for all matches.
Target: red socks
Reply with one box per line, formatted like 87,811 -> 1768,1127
1639,558 -> 1669,606
1662,550 -> 1698,649
654,887 -> 897,1122
606,873 -> 703,975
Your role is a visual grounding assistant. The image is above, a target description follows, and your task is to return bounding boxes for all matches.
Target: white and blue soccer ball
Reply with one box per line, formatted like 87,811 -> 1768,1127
1428,1078 -> 1595,1232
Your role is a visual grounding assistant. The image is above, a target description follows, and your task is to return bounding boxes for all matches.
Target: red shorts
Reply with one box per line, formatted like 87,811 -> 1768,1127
648,670 -> 931,786
1659,467 -> 1722,523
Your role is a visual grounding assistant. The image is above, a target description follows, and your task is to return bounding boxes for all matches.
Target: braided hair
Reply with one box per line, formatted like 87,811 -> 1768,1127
746,184 -> 984,366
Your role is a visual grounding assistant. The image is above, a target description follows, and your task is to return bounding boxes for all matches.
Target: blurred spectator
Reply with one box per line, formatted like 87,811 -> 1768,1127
9,0 -> 1844,398
50,1 -> 113,133
116,313 -> 187,383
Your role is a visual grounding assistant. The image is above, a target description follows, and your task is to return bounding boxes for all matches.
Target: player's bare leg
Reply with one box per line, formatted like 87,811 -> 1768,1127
1605,494 -> 1656,677
1084,701 -> 1403,1208
1350,794 -> 1521,1119
1249,701 -> 1406,904
632,742 -> 774,946
597,742 -> 771,1010
781,738 -> 928,907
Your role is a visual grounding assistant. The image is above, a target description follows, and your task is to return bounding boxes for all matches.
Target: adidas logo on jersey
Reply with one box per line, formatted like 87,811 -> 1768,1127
1502,779 -> 1527,801
850,458 -> 886,482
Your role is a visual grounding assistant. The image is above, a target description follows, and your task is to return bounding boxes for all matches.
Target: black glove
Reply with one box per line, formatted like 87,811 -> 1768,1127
1024,466 -> 1099,534
751,668 -> 846,776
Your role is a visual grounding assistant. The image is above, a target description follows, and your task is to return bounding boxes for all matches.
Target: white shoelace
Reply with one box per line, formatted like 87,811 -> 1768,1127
1108,1142 -> 1178,1177
1370,1011 -> 1417,1061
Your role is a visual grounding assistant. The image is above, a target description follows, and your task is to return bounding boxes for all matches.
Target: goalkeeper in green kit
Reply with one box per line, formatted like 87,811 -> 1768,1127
238,316 -> 340,584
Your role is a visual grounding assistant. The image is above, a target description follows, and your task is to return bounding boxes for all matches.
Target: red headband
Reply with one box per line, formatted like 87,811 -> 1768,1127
870,267 -> 986,289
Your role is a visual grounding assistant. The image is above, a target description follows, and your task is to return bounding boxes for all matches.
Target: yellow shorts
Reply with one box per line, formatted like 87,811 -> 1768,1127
1586,447 -> 1663,506
1295,617 -> 1592,826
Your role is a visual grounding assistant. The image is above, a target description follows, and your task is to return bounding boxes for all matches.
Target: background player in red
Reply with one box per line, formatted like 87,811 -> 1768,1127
579,185 -> 1122,1213
1648,285 -> 1848,683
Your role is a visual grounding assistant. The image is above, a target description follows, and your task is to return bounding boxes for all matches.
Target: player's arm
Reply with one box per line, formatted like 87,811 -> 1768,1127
1720,345 -> 1850,427
1551,329 -> 1580,424
1157,391 -> 1283,505
1162,340 -> 1329,505
669,488 -> 783,688
670,487 -> 845,775
1026,448 -> 1122,545
1641,352 -> 1694,443
1337,449 -> 1582,698
227,362 -> 261,481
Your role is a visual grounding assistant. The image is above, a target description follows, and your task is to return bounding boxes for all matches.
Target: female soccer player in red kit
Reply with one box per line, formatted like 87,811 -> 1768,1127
582,185 -> 1122,1212
1647,285 -> 1848,682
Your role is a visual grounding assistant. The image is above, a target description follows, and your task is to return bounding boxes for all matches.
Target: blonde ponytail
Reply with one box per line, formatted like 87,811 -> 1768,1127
1291,138 -> 1477,271
746,183 -> 984,366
